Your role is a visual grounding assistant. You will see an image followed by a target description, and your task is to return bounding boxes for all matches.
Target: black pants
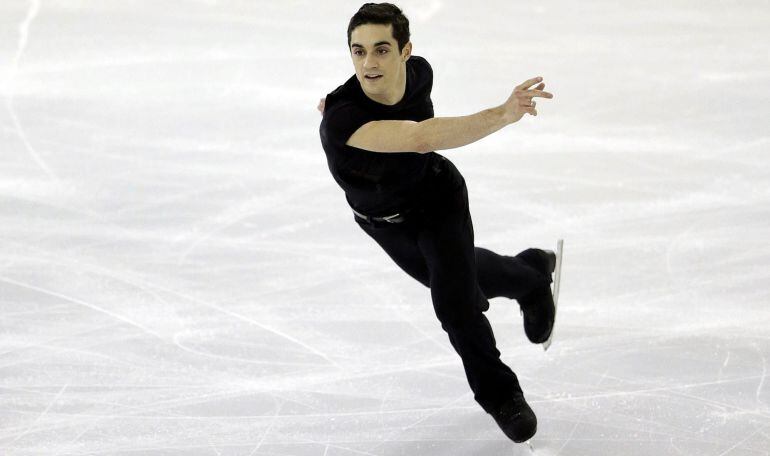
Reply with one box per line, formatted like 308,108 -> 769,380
354,156 -> 549,414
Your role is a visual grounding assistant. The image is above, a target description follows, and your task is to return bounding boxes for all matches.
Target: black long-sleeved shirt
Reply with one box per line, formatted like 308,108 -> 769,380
319,55 -> 443,217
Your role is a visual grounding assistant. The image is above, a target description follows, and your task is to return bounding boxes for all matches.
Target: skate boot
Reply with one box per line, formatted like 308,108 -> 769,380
517,249 -> 556,344
489,391 -> 537,443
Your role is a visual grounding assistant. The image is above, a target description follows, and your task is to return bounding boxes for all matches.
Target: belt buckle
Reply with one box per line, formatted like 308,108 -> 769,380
382,213 -> 401,223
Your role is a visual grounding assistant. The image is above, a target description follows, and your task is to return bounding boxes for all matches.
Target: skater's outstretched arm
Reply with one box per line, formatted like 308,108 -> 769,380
346,76 -> 553,154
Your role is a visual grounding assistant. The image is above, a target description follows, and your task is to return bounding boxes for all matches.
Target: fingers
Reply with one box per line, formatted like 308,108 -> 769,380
526,99 -> 538,116
525,89 -> 553,99
511,77 -> 550,118
517,76 -> 543,90
516,78 -> 552,96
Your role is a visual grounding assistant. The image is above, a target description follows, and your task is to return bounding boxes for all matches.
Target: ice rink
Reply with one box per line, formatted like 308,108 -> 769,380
1,1 -> 769,454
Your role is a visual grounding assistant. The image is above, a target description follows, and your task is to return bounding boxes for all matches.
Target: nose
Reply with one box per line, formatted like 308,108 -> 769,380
363,53 -> 378,69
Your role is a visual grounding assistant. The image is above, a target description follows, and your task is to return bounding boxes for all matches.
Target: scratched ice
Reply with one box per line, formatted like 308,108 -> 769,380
1,1 -> 768,455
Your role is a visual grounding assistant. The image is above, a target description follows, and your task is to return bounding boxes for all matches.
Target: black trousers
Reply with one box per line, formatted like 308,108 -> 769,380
353,156 -> 549,414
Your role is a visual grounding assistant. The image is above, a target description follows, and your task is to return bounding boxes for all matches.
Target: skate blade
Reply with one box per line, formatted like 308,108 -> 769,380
542,239 -> 563,352
521,440 -> 536,454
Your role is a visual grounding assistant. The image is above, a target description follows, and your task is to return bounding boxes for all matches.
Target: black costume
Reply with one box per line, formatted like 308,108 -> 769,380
319,56 -> 550,415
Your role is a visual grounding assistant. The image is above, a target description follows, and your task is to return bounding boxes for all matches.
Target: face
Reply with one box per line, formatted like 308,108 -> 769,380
349,23 -> 411,102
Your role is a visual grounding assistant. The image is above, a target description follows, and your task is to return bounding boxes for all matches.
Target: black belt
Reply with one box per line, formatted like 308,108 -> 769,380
352,207 -> 407,224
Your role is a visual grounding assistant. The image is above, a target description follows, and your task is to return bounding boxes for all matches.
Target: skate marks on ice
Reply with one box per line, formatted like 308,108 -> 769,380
521,329 -> 770,455
6,0 -> 60,182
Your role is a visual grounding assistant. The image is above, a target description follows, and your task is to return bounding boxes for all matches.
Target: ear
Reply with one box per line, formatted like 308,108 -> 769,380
402,42 -> 412,61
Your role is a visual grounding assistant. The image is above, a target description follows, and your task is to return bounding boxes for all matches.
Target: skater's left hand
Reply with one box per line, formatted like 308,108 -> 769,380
317,97 -> 326,115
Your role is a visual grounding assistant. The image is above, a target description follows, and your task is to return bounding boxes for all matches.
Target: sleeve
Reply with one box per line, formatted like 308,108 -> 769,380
319,100 -> 373,150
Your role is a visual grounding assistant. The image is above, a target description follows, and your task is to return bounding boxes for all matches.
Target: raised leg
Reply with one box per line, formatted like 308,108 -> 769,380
475,247 -> 551,300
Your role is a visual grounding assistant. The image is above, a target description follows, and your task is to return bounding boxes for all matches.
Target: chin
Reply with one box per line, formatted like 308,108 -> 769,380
360,82 -> 384,95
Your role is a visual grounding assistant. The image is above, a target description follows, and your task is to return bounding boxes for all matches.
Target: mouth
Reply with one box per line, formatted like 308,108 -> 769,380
364,74 -> 383,81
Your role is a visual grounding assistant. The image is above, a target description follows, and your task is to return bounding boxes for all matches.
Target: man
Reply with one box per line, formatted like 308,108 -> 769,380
318,3 -> 555,444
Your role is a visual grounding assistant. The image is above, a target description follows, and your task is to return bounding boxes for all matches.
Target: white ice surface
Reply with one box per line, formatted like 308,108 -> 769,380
1,1 -> 769,455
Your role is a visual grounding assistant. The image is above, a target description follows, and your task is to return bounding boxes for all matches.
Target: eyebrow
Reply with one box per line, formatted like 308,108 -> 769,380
351,41 -> 393,48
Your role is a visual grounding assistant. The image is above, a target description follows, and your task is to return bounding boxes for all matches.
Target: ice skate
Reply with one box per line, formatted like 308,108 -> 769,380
489,392 -> 537,443
517,240 -> 563,349
517,249 -> 556,344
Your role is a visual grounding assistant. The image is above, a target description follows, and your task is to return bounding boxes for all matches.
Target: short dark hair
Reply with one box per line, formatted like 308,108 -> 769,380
347,3 -> 410,53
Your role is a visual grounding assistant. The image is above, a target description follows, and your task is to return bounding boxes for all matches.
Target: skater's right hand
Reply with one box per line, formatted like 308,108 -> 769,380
501,77 -> 553,124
